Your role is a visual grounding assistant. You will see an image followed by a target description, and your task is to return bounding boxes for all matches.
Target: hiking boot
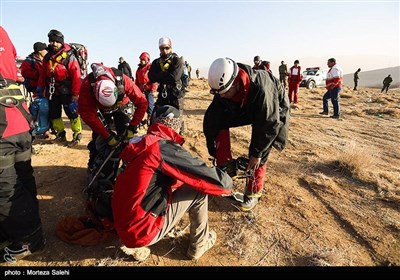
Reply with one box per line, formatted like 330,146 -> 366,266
68,133 -> 82,147
187,230 -> 217,260
120,245 -> 150,262
54,131 -> 66,143
0,237 -> 46,264
319,111 -> 328,115
330,115 -> 340,119
237,195 -> 259,211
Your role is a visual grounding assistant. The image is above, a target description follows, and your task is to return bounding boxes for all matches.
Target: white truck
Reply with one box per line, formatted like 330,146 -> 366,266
300,67 -> 327,89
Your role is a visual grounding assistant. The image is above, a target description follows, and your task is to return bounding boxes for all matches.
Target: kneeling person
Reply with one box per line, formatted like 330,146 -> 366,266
112,105 -> 233,261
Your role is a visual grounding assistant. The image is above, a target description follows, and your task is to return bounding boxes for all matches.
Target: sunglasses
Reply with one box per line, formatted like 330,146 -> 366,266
159,46 -> 171,51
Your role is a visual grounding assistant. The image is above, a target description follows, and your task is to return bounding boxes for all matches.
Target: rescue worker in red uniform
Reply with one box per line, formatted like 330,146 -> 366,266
37,29 -> 83,146
78,63 -> 147,171
20,42 -> 48,98
204,58 -> 290,211
135,52 -> 157,123
288,60 -> 303,104
0,26 -> 45,263
112,105 -> 233,261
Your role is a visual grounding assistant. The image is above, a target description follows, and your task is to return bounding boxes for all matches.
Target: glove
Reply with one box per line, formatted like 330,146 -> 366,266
123,125 -> 138,141
106,134 -> 120,149
36,87 -> 44,98
69,101 -> 78,114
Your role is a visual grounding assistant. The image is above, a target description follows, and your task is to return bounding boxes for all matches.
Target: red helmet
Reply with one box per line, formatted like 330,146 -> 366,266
139,52 -> 150,62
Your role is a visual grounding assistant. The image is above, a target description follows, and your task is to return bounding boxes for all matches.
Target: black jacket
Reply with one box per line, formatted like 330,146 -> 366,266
203,63 -> 290,162
148,53 -> 184,94
118,61 -> 133,79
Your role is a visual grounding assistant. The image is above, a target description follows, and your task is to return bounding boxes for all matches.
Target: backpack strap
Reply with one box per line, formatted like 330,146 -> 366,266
0,96 -> 32,138
110,68 -> 125,101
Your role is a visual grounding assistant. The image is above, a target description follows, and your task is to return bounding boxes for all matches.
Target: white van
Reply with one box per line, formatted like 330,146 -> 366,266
300,67 -> 327,89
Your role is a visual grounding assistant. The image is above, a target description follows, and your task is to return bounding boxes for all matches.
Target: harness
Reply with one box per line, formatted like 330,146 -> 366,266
44,50 -> 74,100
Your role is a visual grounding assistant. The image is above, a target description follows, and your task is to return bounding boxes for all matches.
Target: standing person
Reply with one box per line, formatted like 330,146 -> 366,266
252,56 -> 267,71
196,68 -> 200,79
112,105 -> 233,261
118,57 -> 133,80
381,74 -> 393,93
21,42 -> 51,138
135,52 -> 157,123
288,60 -> 302,104
0,26 -> 45,264
78,63 -> 147,172
186,61 -> 192,80
20,42 -> 48,98
204,58 -> 290,211
353,68 -> 361,90
278,61 -> 288,89
181,58 -> 189,92
36,29 -> 83,146
319,58 -> 343,119
148,36 -> 185,134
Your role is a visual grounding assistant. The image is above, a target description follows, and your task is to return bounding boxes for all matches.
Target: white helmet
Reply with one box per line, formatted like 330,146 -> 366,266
159,36 -> 172,48
95,79 -> 117,107
208,58 -> 238,94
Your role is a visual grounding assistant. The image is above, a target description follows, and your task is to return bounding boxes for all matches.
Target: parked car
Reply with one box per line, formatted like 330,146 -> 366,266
300,67 -> 327,89
16,56 -> 24,85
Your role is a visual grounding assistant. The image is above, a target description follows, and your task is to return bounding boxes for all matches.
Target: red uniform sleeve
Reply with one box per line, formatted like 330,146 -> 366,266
123,75 -> 148,127
67,58 -> 82,97
78,78 -> 110,140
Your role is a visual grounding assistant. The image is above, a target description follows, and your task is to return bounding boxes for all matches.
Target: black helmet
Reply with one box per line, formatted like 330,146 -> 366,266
254,56 -> 261,62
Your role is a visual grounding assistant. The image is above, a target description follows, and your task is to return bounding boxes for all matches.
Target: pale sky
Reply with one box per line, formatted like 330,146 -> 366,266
1,0 -> 399,76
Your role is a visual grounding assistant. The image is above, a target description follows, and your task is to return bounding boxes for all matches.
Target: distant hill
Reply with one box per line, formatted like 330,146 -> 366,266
343,66 -> 399,88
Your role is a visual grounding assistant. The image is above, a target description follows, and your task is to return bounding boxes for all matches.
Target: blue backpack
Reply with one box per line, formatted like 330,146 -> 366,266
29,97 -> 50,135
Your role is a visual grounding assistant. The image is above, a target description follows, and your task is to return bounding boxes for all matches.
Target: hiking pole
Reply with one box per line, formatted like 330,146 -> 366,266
85,149 -> 115,193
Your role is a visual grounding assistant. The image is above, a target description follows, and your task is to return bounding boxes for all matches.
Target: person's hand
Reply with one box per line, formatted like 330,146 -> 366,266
36,87 -> 44,98
69,101 -> 78,114
106,134 -> 120,149
123,125 -> 138,142
247,156 -> 261,172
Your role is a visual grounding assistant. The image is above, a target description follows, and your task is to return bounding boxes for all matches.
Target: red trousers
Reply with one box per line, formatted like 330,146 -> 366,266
288,81 -> 300,104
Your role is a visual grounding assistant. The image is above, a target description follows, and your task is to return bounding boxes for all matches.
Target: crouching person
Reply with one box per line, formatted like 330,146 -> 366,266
112,105 -> 233,261
78,63 -> 148,172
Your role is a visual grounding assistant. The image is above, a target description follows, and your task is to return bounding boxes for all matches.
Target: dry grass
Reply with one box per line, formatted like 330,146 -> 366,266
341,93 -> 353,99
363,108 -> 398,117
335,141 -> 376,179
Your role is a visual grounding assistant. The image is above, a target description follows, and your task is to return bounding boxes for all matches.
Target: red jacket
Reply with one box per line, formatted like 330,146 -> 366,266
37,43 -> 81,97
0,27 -> 18,81
112,123 -> 233,248
20,53 -> 43,94
78,68 -> 148,140
135,63 -> 157,92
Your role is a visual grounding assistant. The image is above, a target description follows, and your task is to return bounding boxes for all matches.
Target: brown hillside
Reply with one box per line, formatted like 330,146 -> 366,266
6,79 -> 400,267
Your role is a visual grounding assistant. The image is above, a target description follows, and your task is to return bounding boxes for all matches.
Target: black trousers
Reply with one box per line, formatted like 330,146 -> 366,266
0,133 -> 42,247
